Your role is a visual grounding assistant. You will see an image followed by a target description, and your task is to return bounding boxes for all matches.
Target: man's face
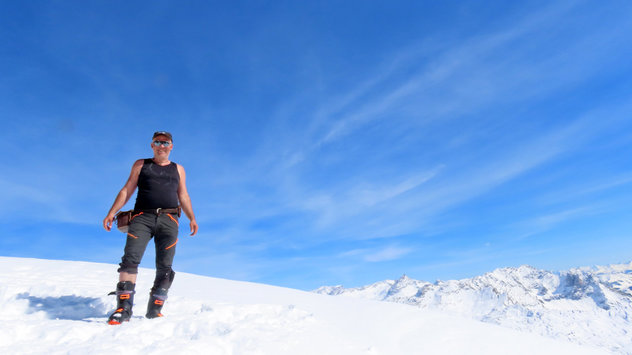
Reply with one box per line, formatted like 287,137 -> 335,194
151,135 -> 173,157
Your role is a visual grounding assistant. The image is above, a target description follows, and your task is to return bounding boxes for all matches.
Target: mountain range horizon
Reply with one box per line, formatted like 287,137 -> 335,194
314,260 -> 632,353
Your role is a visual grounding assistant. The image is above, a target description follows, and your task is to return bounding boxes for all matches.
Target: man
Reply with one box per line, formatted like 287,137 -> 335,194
103,131 -> 198,325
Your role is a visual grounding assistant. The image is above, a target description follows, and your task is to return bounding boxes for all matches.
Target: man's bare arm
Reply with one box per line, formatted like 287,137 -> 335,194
103,159 -> 144,231
177,164 -> 198,236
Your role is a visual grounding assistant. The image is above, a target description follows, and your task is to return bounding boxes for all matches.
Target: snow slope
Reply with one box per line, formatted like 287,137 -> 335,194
0,257 -> 609,355
314,263 -> 632,354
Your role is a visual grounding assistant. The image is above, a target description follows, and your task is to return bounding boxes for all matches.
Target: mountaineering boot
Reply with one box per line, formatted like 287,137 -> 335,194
146,287 -> 168,319
108,281 -> 135,325
146,270 -> 175,319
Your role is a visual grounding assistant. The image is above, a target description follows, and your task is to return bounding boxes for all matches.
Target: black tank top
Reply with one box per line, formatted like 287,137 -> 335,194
134,159 -> 180,210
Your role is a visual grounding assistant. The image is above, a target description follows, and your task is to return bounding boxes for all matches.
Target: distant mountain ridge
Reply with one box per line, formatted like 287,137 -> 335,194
314,262 -> 632,354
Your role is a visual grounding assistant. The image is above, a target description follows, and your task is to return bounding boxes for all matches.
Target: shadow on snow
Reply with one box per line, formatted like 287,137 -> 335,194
17,293 -> 109,321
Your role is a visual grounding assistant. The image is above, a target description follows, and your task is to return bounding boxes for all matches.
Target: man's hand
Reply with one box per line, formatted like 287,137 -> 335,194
189,220 -> 198,236
103,214 -> 115,231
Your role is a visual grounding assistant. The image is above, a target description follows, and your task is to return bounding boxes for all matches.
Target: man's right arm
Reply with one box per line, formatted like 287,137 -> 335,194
103,159 -> 144,231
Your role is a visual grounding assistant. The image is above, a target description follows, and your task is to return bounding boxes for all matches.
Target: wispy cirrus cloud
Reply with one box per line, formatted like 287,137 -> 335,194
302,2 -> 601,149
275,105 -> 611,242
364,245 -> 414,263
338,244 -> 414,263
187,2 -> 632,270
297,168 -> 442,228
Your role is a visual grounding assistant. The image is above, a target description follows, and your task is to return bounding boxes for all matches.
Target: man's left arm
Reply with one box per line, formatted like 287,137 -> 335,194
177,164 -> 198,236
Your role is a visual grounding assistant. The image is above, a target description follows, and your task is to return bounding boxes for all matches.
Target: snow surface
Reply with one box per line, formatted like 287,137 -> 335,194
314,264 -> 632,354
0,257 -> 610,355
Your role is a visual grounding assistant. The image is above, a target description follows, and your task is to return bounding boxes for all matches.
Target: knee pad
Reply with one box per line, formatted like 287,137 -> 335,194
152,269 -> 176,292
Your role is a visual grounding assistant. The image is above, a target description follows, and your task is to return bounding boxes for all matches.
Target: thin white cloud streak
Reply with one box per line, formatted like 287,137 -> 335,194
307,2 -> 589,148
533,173 -> 632,207
336,245 -> 414,263
0,179 -> 61,208
507,205 -> 604,242
234,96 -> 630,246
575,175 -> 632,196
181,1 -> 632,249
283,110 -> 603,241
258,0 -> 632,240
505,173 -> 632,241
239,4 -> 609,178
363,246 -> 414,263
0,178 -> 88,225
299,168 -> 442,229
529,207 -> 596,230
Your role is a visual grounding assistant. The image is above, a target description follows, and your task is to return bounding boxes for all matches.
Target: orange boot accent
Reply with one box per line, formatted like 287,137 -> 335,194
108,308 -> 125,325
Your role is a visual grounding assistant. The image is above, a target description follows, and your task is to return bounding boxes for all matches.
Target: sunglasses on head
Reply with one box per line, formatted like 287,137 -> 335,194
152,140 -> 172,147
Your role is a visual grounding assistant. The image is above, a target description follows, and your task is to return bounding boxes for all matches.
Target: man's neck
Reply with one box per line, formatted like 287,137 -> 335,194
152,157 -> 171,166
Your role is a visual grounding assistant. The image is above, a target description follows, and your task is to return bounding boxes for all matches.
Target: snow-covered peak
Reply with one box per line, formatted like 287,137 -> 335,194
315,262 -> 632,353
311,284 -> 345,295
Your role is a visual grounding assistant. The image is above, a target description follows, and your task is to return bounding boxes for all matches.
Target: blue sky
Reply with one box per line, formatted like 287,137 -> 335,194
1,1 -> 632,290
